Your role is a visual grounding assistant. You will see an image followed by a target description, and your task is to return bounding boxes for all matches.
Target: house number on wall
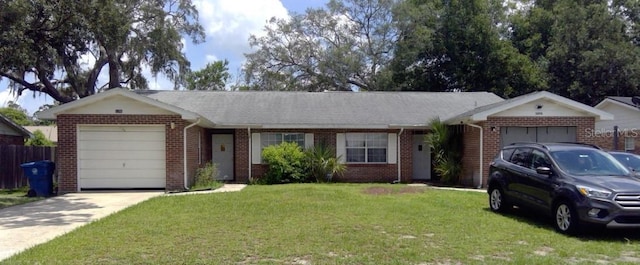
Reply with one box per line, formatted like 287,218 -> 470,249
220,144 -> 225,152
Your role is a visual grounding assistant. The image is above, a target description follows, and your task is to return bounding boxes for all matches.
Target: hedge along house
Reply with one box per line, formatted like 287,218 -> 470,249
448,91 -> 613,187
38,88 -> 507,193
38,89 -> 611,193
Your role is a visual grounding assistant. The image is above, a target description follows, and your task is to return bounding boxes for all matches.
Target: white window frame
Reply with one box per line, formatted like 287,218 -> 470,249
261,132 -> 305,149
345,133 -> 388,163
625,137 -> 635,151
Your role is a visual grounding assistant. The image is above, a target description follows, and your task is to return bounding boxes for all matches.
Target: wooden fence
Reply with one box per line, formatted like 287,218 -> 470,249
0,145 -> 56,189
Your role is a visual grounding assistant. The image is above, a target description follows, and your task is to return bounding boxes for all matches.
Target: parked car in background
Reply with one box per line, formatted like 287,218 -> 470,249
609,151 -> 640,175
487,142 -> 640,235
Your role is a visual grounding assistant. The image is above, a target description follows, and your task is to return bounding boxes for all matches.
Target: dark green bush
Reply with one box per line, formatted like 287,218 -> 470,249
261,142 -> 308,184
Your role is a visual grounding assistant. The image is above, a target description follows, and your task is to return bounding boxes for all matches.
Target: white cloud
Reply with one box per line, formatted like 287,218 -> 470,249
0,88 -> 19,107
205,54 -> 218,62
194,0 -> 289,57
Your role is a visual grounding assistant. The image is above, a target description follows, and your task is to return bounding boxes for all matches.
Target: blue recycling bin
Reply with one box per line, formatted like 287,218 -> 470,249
21,160 -> 55,197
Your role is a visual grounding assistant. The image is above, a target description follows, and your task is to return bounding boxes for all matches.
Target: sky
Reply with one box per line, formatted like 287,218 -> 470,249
0,0 -> 328,115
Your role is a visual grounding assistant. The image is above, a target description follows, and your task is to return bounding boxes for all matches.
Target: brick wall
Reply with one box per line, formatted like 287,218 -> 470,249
57,114 -> 185,193
592,130 -> 640,154
461,116 -> 596,187
185,126 -> 205,187
232,129 -> 415,183
0,135 -> 25,145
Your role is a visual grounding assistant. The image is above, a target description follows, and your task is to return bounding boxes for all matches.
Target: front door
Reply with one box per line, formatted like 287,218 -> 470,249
212,134 -> 234,180
412,134 -> 431,180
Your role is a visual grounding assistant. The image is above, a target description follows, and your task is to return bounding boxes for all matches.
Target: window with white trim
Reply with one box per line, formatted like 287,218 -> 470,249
625,137 -> 635,151
346,133 -> 387,163
261,133 -> 305,148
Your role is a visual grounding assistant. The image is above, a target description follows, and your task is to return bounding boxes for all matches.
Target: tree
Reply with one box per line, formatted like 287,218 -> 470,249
0,0 -> 205,104
25,130 -> 54,146
0,102 -> 33,126
185,60 -> 231,90
510,0 -> 640,105
388,0 -> 545,97
243,0 -> 399,91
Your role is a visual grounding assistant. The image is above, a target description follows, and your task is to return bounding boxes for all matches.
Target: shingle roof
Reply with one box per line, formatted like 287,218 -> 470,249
608,97 -> 638,108
446,91 -> 614,123
136,91 -> 504,128
0,114 -> 32,137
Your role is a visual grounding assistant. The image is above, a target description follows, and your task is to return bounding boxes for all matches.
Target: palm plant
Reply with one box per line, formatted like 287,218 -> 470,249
305,141 -> 346,182
425,118 -> 462,184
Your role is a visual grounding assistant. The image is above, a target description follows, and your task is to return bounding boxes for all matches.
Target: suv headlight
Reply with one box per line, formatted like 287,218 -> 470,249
577,185 -> 612,199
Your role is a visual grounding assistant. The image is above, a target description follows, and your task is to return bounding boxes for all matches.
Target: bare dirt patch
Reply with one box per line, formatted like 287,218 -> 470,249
363,186 -> 428,195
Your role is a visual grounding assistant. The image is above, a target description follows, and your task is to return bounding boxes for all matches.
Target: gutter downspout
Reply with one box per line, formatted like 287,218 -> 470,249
248,127 -> 252,182
395,128 -> 404,183
467,123 -> 483,189
183,119 -> 201,190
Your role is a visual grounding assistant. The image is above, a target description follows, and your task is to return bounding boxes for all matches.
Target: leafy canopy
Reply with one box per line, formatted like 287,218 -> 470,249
0,0 -> 205,103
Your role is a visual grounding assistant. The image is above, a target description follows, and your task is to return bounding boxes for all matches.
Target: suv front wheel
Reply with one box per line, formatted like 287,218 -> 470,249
489,186 -> 510,212
554,201 -> 580,235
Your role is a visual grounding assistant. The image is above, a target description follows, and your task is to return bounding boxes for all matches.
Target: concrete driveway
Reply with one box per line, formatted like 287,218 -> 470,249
0,191 -> 162,261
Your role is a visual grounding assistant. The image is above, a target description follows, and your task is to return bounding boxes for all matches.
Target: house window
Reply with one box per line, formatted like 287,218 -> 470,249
261,133 -> 305,148
346,133 -> 387,163
625,137 -> 635,152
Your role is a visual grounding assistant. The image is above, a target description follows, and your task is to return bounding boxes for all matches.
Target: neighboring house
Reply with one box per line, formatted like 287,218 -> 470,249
593,96 -> 640,154
24,126 -> 58,145
0,114 -> 32,145
37,89 -> 611,193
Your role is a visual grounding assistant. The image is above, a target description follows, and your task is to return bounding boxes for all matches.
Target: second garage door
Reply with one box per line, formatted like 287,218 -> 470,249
500,126 -> 577,147
78,125 -> 166,189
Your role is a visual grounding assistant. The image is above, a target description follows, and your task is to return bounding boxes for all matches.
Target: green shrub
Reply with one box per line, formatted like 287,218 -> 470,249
25,130 -> 54,146
191,162 -> 220,190
261,142 -> 308,184
305,142 -> 346,182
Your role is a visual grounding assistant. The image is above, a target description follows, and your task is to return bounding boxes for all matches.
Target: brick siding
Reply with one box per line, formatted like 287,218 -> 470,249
592,130 -> 640,154
228,129 -> 415,183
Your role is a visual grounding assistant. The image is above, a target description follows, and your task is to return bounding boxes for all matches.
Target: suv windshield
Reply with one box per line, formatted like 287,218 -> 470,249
550,149 -> 630,176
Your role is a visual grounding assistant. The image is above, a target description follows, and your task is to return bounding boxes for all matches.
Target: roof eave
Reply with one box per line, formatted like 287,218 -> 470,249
37,88 -> 203,122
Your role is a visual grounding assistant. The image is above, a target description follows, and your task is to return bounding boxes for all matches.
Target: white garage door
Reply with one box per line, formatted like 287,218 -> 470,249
78,125 -> 166,189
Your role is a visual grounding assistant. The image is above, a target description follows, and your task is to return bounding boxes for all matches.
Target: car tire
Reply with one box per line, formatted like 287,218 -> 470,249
553,201 -> 580,235
489,186 -> 510,213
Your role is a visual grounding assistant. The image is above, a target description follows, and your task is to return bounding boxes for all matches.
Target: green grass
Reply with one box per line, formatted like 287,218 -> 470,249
0,188 -> 42,209
5,184 -> 640,264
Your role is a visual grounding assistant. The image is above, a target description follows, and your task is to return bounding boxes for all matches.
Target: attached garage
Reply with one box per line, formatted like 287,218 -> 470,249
77,125 -> 166,189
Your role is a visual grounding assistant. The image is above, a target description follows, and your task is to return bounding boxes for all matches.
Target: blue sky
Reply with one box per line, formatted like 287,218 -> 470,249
0,0 -> 328,115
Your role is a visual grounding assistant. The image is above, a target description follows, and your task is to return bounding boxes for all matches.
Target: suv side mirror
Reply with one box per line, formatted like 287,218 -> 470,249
536,166 -> 552,175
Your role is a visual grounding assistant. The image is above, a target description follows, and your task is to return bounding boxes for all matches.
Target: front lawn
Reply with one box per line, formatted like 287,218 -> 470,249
5,184 -> 640,264
0,188 -> 42,209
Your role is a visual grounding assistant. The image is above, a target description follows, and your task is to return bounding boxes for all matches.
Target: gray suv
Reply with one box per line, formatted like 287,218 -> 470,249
487,142 -> 640,234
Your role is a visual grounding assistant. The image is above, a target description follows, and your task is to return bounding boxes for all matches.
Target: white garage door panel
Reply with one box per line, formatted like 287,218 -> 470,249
78,125 -> 166,189
79,150 -> 166,160
82,169 -> 166,178
79,159 -> 165,170
80,141 -> 164,151
81,176 -> 165,189
78,131 -> 165,141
